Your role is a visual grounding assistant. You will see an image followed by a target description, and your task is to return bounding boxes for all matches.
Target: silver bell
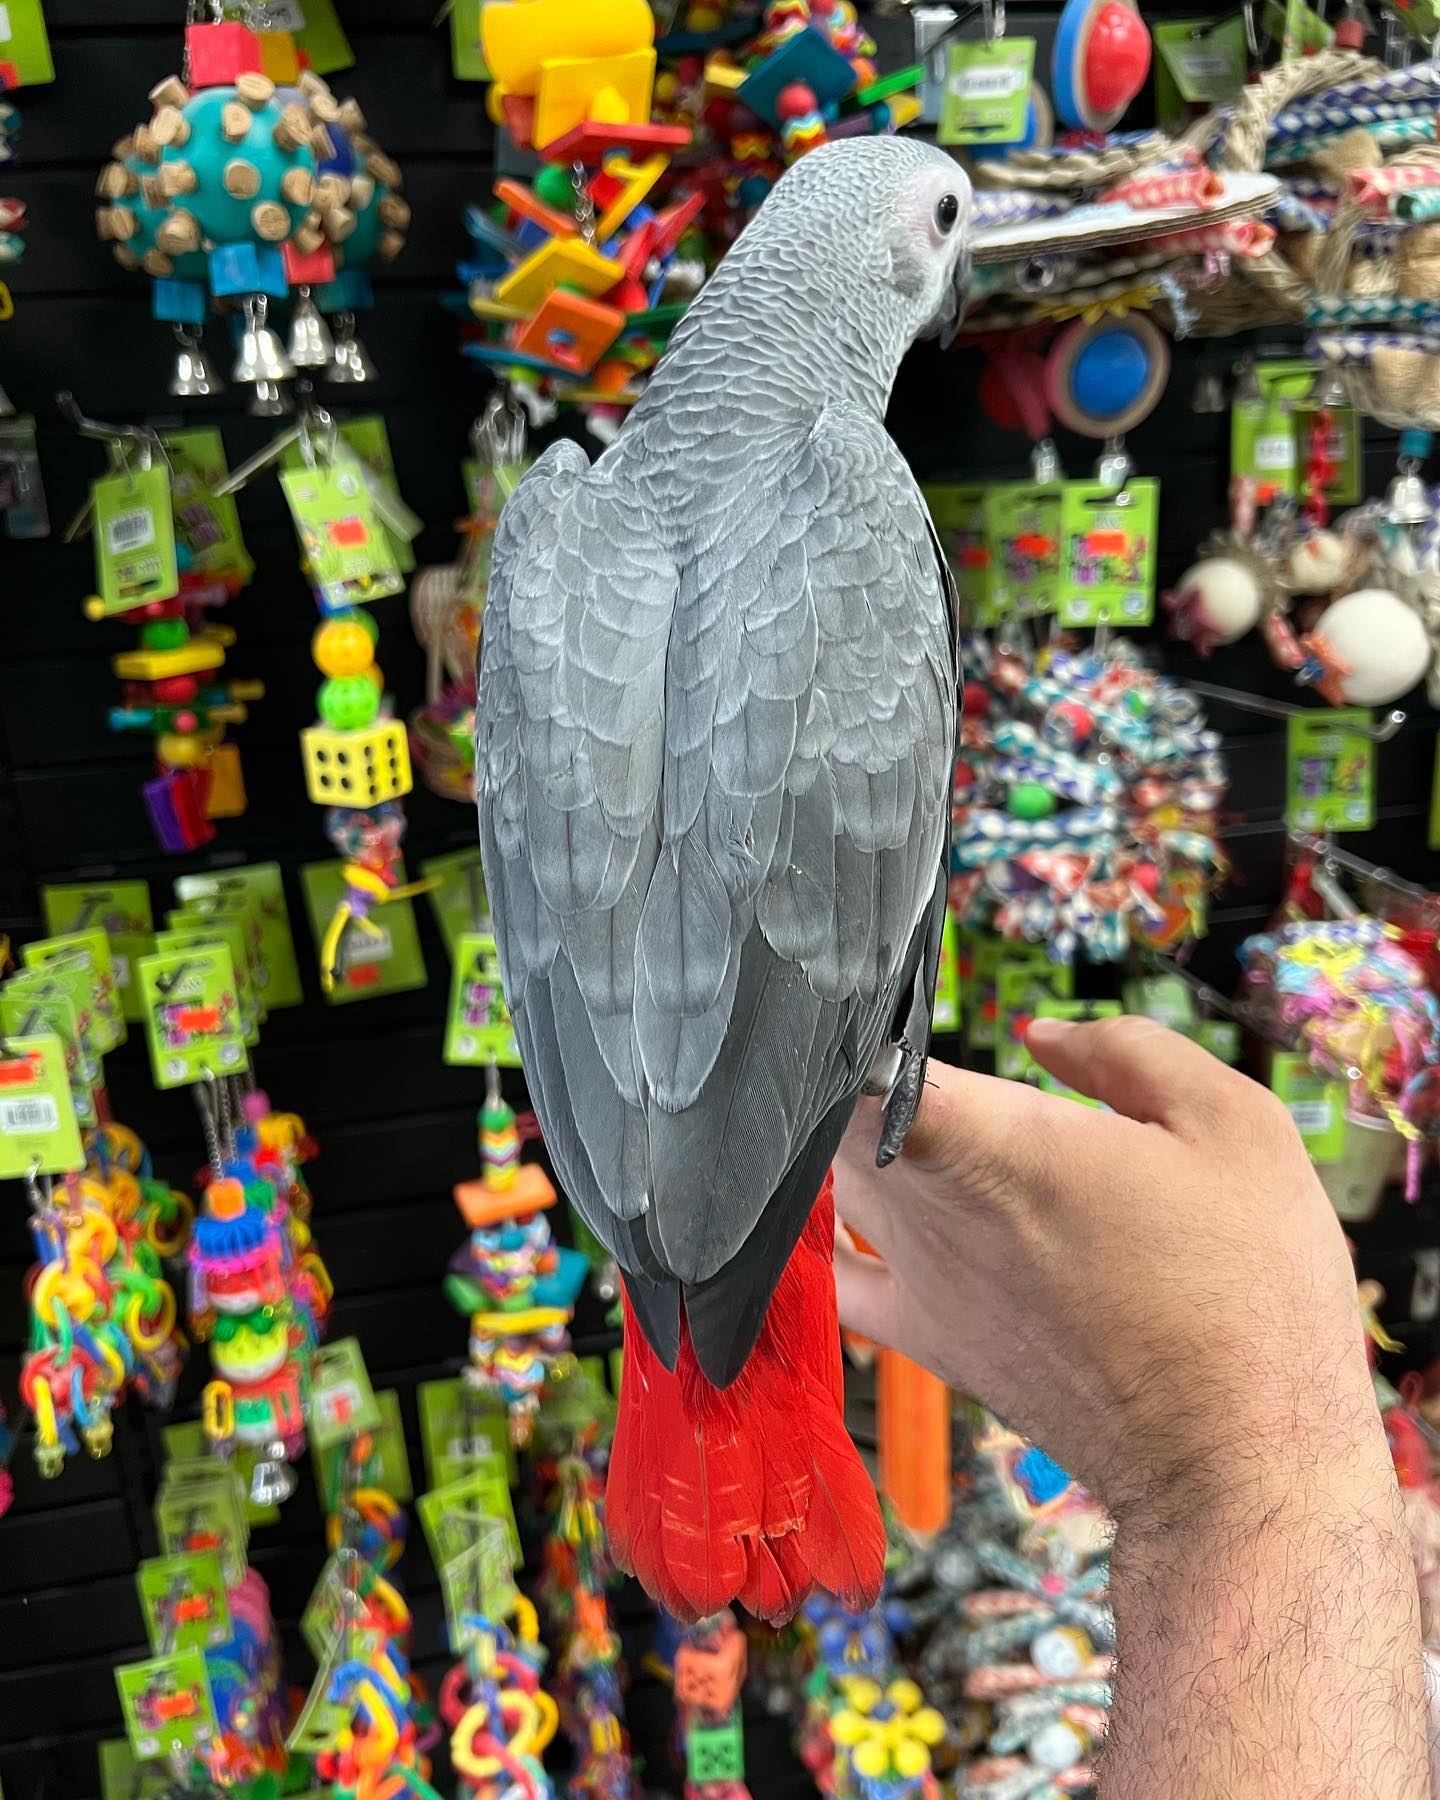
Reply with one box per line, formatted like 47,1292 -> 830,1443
1387,463 -> 1431,526
248,378 -> 293,419
1096,436 -> 1132,490
232,293 -> 294,385
1190,368 -> 1227,413
330,312 -> 377,384
249,1443 -> 297,1507
287,285 -> 335,370
1031,436 -> 1061,485
1311,368 -> 1348,408
169,326 -> 224,398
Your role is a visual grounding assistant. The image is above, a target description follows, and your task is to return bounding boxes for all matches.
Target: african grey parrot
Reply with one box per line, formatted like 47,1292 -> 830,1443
476,134 -> 969,1622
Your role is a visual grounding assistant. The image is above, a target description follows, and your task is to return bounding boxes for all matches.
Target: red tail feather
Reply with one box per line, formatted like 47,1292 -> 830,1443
607,1172 -> 885,1625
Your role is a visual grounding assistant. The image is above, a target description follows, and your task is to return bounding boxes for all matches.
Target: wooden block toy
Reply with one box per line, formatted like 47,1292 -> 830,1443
454,1163 -> 557,1228
513,288 -> 625,375
494,236 -> 623,311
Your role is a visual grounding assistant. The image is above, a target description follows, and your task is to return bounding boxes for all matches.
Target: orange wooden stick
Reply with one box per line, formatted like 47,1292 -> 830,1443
877,1345 -> 951,1539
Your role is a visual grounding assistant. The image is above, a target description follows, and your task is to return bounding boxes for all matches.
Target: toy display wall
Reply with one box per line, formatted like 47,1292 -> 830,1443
6,4 -> 1440,1798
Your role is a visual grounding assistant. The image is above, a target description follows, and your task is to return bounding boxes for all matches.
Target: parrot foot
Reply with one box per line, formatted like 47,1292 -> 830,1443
861,1043 -> 904,1098
875,1042 -> 925,1169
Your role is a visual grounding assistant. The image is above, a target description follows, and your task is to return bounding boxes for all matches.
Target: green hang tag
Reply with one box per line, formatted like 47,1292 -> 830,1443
1154,19 -> 1246,116
1286,709 -> 1376,833
40,880 -> 154,1023
175,863 -> 303,1010
1120,972 -> 1198,1036
300,859 -> 428,1004
5,965 -> 103,1093
136,1552 -> 232,1654
1250,358 -> 1366,507
1265,0 -> 1333,56
136,944 -> 249,1088
1058,480 -> 1159,628
1196,1019 -> 1241,1064
994,959 -> 1075,1081
0,987 -> 95,1129
163,428 -> 253,584
1271,1051 -> 1348,1161
422,847 -> 490,954
335,418 -> 420,573
418,1459 -> 522,1567
314,1387 -> 412,1513
308,1336 -> 382,1451
1031,998 -> 1123,1103
450,0 -> 490,78
932,905 -> 961,1034
91,465 -> 179,616
99,1739 -> 173,1800
937,38 -> 1035,145
961,933 -> 1038,1050
162,1420 -> 280,1526
0,0 -> 55,85
439,1524 -> 520,1653
924,482 -> 993,624
115,1649 -> 217,1762
280,461 -> 403,610
984,483 -> 1063,623
444,930 -> 522,1066
276,0 -> 354,71
154,1461 -> 249,1584
418,1376 -> 516,1487
156,920 -> 261,1046
300,1554 -> 350,1661
23,929 -> 125,1053
0,1033 -> 84,1176
1381,0 -> 1440,39
167,898 -> 266,1017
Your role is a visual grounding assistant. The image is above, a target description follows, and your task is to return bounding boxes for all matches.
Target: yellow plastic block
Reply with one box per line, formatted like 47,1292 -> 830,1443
258,29 -> 302,82
595,153 -> 667,240
469,295 -> 533,324
533,48 -> 655,147
495,237 -> 623,312
704,58 -> 746,96
482,0 -> 653,93
888,93 -> 923,131
204,742 -> 247,818
113,639 -> 225,681
301,719 -> 413,807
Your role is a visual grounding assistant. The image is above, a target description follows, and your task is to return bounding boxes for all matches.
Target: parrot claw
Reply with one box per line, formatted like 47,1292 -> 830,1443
862,1043 -> 904,1099
875,1042 -> 925,1169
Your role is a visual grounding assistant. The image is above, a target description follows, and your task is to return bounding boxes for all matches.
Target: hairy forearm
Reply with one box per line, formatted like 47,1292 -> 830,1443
1101,1426 -> 1429,1799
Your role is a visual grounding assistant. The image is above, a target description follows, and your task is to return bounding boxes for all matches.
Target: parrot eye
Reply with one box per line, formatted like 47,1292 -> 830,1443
934,192 -> 960,234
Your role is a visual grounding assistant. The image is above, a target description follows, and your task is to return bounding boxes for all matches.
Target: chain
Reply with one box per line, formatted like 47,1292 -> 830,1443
571,160 -> 596,246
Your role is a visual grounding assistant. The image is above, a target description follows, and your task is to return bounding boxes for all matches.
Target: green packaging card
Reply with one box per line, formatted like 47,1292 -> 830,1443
300,859 -> 428,1003
91,465 -> 178,616
98,1739 -> 172,1800
1120,972 -> 1198,1036
1286,710 -> 1376,833
418,1459 -> 521,1567
163,428 -> 252,583
280,461 -> 403,610
315,1387 -> 412,1512
300,1554 -> 350,1661
960,933 -> 1032,1051
162,1420 -> 280,1526
1254,362 -> 1364,508
994,960 -> 1075,1080
115,1650 -> 216,1761
136,944 -> 249,1088
1271,1052 -> 1347,1162
23,929 -> 124,1053
0,0 -> 55,85
938,38 -> 1036,145
444,930 -> 521,1066
1382,0 -> 1440,39
933,905 -> 961,1034
1231,393 -> 1297,497
286,1623 -> 384,1756
1059,480 -> 1158,628
923,483 -> 992,623
5,965 -> 103,1091
335,419 -> 420,574
1154,19 -> 1246,121
40,880 -> 153,1023
421,847 -> 490,954
1031,998 -> 1123,1103
1196,1019 -> 1241,1064
0,988 -> 95,1129
418,1375 -> 516,1486
1265,0 -> 1333,56
271,0 -> 353,70
440,1524 -> 520,1652
167,897 -> 266,1007
175,863 -> 303,1010
451,0 -> 490,78
136,1552 -> 231,1654
308,1336 -> 382,1450
154,1461 -> 249,1584
157,918 -> 261,1046
984,483 -> 1063,622
0,1033 -> 84,1176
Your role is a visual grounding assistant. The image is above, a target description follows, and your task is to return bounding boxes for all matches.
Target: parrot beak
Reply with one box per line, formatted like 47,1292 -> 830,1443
937,243 -> 973,351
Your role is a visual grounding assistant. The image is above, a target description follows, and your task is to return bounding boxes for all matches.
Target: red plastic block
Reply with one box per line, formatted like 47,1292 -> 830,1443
539,119 -> 690,163
185,21 -> 264,87
283,240 -> 337,286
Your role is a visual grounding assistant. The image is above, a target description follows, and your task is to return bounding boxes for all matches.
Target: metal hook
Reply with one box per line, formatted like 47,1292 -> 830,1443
1184,680 -> 1407,742
1288,828 -> 1431,900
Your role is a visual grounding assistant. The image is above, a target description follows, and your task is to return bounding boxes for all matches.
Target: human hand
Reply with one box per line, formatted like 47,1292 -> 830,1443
834,1015 -> 1384,1527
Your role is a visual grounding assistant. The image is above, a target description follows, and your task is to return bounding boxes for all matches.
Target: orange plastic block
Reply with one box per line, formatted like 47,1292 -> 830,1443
494,177 -> 576,239
513,288 -> 625,375
454,1162 -> 556,1227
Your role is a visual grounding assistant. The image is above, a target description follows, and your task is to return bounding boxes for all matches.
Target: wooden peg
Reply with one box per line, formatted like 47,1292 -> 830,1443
297,70 -> 328,98
308,88 -> 340,124
309,124 -> 336,162
366,151 -> 402,190
378,195 -> 410,230
314,173 -> 348,211
338,98 -> 367,133
251,200 -> 291,242
349,131 -> 376,156
149,74 -> 190,109
95,162 -> 135,200
142,248 -> 176,278
378,229 -> 405,261
347,173 -> 375,211
156,210 -> 201,254
223,158 -> 262,199
112,244 -> 141,270
324,205 -> 356,244
150,105 -> 189,148
280,167 -> 315,207
221,101 -> 253,143
273,103 -> 311,151
293,220 -> 325,255
235,72 -> 276,109
139,174 -> 166,210
132,124 -> 162,164
160,159 -> 198,197
97,204 -> 138,242
111,133 -> 137,161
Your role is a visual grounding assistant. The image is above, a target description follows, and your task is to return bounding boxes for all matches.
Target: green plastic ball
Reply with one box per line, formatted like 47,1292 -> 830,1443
1007,781 -> 1055,821
534,163 -> 576,210
141,618 -> 188,652
318,674 -> 381,731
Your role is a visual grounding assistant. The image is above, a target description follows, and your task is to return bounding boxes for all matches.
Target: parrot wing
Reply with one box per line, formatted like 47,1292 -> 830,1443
477,407 -> 956,1385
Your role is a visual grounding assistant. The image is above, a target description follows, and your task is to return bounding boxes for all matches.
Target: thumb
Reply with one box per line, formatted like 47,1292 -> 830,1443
834,1223 -> 900,1348
1024,1013 -> 1236,1140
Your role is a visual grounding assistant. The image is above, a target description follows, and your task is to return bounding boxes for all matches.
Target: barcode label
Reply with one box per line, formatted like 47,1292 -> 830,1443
0,1096 -> 58,1135
106,507 -> 155,554
1288,1099 -> 1333,1135
1255,433 -> 1295,471
955,65 -> 1024,97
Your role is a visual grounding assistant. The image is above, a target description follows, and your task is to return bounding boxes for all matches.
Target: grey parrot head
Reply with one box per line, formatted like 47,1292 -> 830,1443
733,136 -> 974,349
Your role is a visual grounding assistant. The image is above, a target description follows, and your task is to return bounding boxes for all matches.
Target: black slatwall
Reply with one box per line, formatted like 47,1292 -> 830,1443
3,5 -> 1440,1795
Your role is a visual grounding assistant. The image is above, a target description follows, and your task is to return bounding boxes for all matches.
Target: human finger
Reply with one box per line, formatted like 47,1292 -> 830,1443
1024,1013 -> 1242,1139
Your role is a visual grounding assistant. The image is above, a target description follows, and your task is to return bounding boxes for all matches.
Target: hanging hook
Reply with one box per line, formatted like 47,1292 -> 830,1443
1288,828 -> 1431,900
1184,680 -> 1407,742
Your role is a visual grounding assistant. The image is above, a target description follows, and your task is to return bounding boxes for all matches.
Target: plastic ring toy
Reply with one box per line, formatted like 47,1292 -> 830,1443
1052,0 -> 1151,132
126,1282 -> 178,1351
1044,313 -> 1170,439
